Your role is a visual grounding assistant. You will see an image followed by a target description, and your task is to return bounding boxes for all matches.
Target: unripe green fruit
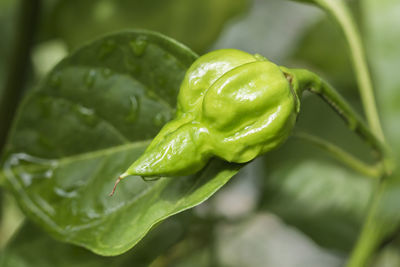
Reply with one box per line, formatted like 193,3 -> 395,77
123,49 -> 298,178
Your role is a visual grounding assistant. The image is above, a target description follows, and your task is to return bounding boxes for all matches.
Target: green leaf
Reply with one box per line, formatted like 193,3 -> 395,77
0,218 -> 185,267
42,0 -> 249,53
0,30 -> 241,256
260,143 -> 374,252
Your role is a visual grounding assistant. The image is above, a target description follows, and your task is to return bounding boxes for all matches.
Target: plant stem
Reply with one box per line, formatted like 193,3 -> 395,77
345,182 -> 388,267
293,132 -> 382,178
0,0 -> 41,154
311,0 -> 385,142
282,67 -> 387,162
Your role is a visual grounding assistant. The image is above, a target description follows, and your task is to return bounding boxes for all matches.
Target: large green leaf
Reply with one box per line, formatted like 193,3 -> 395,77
42,0 -> 248,53
0,30 -> 241,256
0,218 -> 185,267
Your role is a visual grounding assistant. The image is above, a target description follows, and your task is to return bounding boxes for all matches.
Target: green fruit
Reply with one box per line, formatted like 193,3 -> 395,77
123,49 -> 298,177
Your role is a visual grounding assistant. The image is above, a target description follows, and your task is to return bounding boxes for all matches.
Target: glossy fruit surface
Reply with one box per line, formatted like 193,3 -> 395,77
123,49 -> 298,177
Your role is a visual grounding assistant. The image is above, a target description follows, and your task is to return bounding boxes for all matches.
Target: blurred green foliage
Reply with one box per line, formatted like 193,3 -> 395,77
0,0 -> 400,266
39,0 -> 249,53
0,0 -> 17,99
0,217 -> 187,267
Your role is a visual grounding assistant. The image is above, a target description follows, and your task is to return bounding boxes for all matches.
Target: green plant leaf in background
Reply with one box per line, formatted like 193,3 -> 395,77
261,154 -> 373,252
0,217 -> 185,267
345,0 -> 400,264
0,30 -> 242,256
291,15 -> 356,93
41,0 -> 249,53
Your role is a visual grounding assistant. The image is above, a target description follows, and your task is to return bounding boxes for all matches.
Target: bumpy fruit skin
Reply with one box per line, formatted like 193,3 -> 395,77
123,49 -> 298,177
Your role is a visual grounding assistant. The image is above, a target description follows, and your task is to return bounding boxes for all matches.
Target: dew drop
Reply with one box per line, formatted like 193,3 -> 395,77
153,112 -> 167,127
76,105 -> 96,127
99,39 -> 116,59
141,176 -> 161,182
84,69 -> 97,88
54,187 -> 79,198
125,95 -> 140,123
130,36 -> 148,57
3,153 -> 57,187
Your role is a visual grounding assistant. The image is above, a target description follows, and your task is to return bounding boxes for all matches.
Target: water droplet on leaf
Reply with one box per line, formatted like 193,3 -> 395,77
141,176 -> 161,182
153,112 -> 167,127
130,36 -> 148,56
99,39 -> 116,59
54,187 -> 79,198
76,105 -> 96,126
125,95 -> 140,123
3,153 -> 57,187
84,69 -> 97,88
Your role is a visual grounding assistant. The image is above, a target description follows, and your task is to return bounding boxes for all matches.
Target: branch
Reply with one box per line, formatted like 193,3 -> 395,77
282,67 -> 389,165
293,132 -> 382,178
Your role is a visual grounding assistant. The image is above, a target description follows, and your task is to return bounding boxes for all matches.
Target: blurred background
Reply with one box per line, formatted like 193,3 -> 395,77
1,0 -> 399,266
